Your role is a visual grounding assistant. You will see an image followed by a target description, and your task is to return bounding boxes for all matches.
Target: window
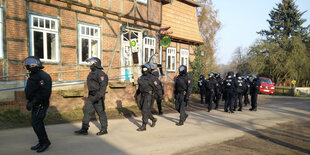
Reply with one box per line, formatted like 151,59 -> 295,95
166,47 -> 176,72
143,37 -> 156,64
0,7 -> 3,59
30,15 -> 59,62
180,49 -> 189,68
79,23 -> 100,64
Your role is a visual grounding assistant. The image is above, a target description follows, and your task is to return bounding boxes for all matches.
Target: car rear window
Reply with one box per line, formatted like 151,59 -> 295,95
259,78 -> 273,84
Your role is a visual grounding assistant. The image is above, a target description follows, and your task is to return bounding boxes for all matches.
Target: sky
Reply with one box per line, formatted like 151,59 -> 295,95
212,0 -> 310,65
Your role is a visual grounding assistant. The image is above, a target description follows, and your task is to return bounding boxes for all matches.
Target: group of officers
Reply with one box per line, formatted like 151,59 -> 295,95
23,54 -> 259,153
198,72 -> 261,113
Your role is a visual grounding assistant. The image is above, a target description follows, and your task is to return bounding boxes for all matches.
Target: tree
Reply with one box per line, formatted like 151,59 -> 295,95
197,0 -> 221,72
248,0 -> 310,86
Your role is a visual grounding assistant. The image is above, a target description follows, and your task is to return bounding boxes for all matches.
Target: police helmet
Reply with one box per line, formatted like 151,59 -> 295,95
86,57 -> 103,69
178,65 -> 187,75
24,56 -> 44,69
236,72 -> 242,78
199,75 -> 205,79
208,72 -> 214,77
214,72 -> 220,77
251,74 -> 258,79
142,63 -> 151,73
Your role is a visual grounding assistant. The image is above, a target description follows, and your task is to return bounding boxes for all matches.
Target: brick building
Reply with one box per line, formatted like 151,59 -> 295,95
0,0 -> 203,83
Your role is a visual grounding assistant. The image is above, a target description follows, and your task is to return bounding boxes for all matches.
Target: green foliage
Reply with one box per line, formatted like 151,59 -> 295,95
231,0 -> 310,86
189,46 -> 206,93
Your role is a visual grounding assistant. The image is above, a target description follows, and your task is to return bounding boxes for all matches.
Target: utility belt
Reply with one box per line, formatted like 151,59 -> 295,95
141,91 -> 153,95
177,91 -> 186,95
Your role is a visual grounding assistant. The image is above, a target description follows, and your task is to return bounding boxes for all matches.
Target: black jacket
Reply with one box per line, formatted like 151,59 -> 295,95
87,69 -> 109,103
174,74 -> 193,100
25,70 -> 52,105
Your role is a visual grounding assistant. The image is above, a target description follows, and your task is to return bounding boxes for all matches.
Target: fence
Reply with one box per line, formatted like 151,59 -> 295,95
274,87 -> 310,97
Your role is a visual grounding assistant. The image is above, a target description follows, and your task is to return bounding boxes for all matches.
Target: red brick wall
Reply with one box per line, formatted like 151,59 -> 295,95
6,20 -> 27,40
29,2 -> 58,17
7,0 -> 26,19
7,41 -> 27,60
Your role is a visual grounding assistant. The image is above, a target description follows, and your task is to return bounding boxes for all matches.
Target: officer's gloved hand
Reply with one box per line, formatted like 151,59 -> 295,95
26,99 -> 37,111
184,97 -> 189,102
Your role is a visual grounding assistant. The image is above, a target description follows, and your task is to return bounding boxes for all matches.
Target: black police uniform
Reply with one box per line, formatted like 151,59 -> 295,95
76,57 -> 108,135
174,66 -> 193,126
25,57 -> 52,152
250,78 -> 260,111
243,78 -> 251,106
198,75 -> 206,104
215,75 -> 223,109
236,77 -> 246,111
205,77 -> 217,112
223,74 -> 237,113
151,76 -> 164,115
136,65 -> 161,131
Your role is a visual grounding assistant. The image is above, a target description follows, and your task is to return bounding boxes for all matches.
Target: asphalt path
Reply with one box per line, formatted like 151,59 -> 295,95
0,95 -> 309,155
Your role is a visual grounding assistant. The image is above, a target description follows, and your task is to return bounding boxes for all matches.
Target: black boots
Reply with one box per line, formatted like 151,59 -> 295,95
30,144 -> 41,150
36,142 -> 51,153
137,123 -> 147,131
96,130 -> 108,135
150,118 -> 157,127
74,129 -> 88,135
176,121 -> 184,126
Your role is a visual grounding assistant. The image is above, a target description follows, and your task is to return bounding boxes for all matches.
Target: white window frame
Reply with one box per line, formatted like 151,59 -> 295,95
78,23 -> 101,65
180,48 -> 189,69
159,46 -> 162,64
0,7 -> 3,59
30,14 -> 59,62
142,37 -> 156,64
166,47 -> 176,72
136,0 -> 147,5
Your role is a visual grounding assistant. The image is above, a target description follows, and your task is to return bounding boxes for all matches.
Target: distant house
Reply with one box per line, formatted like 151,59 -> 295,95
0,0 -> 203,82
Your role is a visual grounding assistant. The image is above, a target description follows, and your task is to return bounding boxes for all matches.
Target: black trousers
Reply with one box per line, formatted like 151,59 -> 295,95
175,93 -> 187,122
224,90 -> 235,112
236,92 -> 243,110
32,104 -> 50,145
206,90 -> 215,110
214,90 -> 221,108
200,91 -> 206,104
82,96 -> 107,131
151,94 -> 162,113
251,92 -> 258,109
141,93 -> 155,124
244,93 -> 250,105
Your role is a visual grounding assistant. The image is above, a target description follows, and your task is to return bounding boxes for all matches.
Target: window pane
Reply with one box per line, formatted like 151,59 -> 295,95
168,56 -> 171,70
51,20 -> 55,29
45,20 -> 50,29
91,40 -> 98,58
82,38 -> 89,61
95,29 -> 98,36
172,56 -> 175,70
39,18 -> 44,28
34,31 -> 44,59
81,26 -> 85,35
123,32 -> 129,41
33,17 -> 38,27
90,28 -> 94,36
47,33 -> 56,60
181,57 -> 184,65
144,48 -> 149,63
86,27 -> 89,35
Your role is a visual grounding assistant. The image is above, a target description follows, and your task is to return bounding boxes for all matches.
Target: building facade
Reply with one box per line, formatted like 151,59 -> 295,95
0,0 -> 203,83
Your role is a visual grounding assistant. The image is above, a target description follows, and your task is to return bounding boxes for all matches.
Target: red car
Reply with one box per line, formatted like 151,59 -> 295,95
258,77 -> 275,95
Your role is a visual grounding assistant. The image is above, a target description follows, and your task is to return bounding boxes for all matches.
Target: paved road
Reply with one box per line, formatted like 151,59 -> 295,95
0,95 -> 309,155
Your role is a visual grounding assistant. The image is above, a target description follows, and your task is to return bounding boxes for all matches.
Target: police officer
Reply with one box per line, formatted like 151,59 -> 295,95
75,57 -> 109,135
205,72 -> 217,112
214,72 -> 223,109
250,75 -> 260,111
151,75 -> 164,115
174,65 -> 193,126
198,75 -> 206,104
223,72 -> 237,113
24,56 -> 52,153
235,73 -> 246,111
242,75 -> 251,106
135,64 -> 161,131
